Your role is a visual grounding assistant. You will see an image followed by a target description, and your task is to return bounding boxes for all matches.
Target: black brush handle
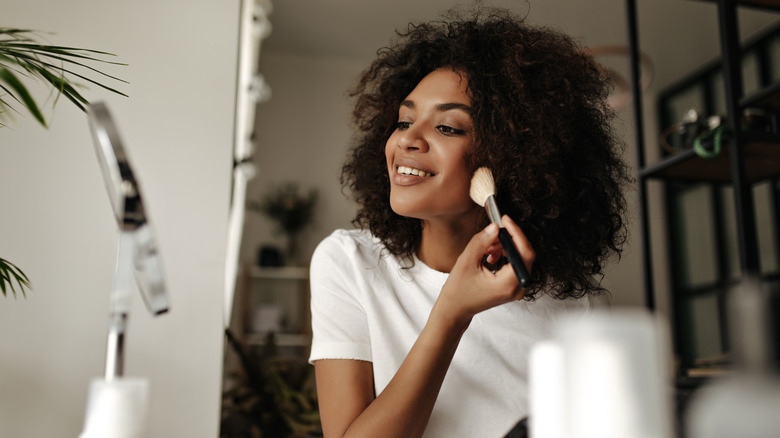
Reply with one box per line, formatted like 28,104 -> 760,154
498,227 -> 532,288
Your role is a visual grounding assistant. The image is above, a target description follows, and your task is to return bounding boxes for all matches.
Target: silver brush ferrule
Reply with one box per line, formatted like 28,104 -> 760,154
485,195 -> 503,226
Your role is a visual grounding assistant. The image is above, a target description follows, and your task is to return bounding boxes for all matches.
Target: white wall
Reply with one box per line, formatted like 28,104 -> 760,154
0,1 -> 238,436
240,51 -> 366,267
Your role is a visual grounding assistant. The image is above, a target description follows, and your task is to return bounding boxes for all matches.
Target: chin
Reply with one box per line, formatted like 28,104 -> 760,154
389,199 -> 423,220
389,204 -> 416,220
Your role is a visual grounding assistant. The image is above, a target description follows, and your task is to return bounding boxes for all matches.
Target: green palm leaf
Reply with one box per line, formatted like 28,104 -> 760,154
0,258 -> 31,298
1,28 -> 127,298
0,27 -> 127,127
0,66 -> 47,125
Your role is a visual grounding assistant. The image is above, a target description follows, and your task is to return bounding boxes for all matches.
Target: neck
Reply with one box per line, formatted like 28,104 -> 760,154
417,210 -> 483,273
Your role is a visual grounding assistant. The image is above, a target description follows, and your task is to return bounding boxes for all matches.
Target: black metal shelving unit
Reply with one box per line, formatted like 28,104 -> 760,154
627,0 -> 780,375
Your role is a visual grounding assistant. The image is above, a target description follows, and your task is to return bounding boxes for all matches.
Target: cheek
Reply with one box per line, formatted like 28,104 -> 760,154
384,136 -> 395,167
452,155 -> 477,202
447,150 -> 472,183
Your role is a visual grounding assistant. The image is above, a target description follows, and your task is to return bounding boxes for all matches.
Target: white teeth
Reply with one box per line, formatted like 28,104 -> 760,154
397,166 -> 432,177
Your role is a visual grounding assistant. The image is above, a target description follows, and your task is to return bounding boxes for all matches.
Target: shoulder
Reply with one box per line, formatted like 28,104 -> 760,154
316,228 -> 380,250
312,229 -> 382,263
310,229 -> 389,281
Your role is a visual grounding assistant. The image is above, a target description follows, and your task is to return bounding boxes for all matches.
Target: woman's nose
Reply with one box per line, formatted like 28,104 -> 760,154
396,125 -> 429,152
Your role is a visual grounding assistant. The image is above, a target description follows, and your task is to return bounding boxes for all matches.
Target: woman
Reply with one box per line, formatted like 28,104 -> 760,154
309,8 -> 630,438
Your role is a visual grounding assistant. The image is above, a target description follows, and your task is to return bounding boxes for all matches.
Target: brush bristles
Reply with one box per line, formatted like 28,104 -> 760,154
469,167 -> 497,206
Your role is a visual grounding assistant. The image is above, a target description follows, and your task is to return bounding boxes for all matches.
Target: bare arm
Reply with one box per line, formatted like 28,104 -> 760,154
315,304 -> 467,438
314,359 -> 375,436
315,217 -> 534,438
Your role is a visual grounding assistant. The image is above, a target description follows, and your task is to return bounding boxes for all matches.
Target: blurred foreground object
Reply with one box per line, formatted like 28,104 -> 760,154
686,277 -> 780,438
529,309 -> 674,438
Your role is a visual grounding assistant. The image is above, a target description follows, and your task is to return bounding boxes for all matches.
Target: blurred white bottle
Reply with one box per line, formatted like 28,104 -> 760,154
687,277 -> 780,438
529,308 -> 674,438
79,377 -> 149,438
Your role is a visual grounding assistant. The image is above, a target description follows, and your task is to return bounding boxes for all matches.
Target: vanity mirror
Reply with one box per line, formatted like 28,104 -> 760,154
80,102 -> 169,438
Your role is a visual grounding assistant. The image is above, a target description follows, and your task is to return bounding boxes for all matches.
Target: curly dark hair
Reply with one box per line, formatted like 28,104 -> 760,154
341,8 -> 631,299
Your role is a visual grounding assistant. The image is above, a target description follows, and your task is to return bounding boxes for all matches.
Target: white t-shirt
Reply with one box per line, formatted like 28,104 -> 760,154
309,229 -> 602,438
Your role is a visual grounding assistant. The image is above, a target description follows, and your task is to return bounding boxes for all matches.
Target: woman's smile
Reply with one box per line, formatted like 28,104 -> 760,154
396,166 -> 433,178
392,157 -> 436,185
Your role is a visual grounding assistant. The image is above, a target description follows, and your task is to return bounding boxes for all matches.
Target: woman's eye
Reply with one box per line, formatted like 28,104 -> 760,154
396,121 -> 411,130
437,125 -> 466,135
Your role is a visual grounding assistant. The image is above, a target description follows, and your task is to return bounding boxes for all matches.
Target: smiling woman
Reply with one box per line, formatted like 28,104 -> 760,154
310,7 -> 630,438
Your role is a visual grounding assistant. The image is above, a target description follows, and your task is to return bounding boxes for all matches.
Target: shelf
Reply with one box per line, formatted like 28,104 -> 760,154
694,0 -> 780,12
635,0 -> 780,374
741,81 -> 780,111
640,132 -> 780,183
739,0 -> 780,9
246,332 -> 310,347
249,265 -> 309,280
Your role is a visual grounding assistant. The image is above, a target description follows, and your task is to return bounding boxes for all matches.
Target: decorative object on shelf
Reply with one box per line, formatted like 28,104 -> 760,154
249,182 -> 318,265
660,109 -> 728,158
250,304 -> 284,335
660,107 -> 775,159
221,329 -> 321,438
741,107 -> 774,133
1,28 -> 127,298
258,244 -> 284,267
241,265 -> 311,350
660,109 -> 716,152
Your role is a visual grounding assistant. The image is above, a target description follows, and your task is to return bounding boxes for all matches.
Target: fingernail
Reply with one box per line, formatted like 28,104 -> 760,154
485,223 -> 498,234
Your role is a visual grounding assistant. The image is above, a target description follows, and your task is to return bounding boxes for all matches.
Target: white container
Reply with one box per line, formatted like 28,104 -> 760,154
686,278 -> 780,438
529,309 -> 673,438
687,374 -> 780,438
79,378 -> 150,438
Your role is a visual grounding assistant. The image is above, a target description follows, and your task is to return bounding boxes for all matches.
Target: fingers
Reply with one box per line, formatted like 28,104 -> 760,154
484,240 -> 503,265
442,219 -> 530,318
461,222 -> 499,265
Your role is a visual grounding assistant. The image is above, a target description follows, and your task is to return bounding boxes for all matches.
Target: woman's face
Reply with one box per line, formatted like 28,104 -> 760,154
385,68 -> 479,224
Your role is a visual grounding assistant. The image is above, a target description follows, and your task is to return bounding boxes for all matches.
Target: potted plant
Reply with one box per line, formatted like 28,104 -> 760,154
0,27 -> 127,296
221,329 -> 321,438
248,183 -> 318,266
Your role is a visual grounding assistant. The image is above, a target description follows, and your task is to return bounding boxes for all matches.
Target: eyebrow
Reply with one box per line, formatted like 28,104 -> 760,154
400,100 -> 473,116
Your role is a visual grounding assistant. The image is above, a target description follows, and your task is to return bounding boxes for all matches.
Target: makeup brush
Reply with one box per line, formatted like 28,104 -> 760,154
470,167 -> 532,288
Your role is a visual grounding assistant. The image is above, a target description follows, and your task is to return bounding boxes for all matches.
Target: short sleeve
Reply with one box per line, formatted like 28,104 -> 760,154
308,231 -> 373,364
